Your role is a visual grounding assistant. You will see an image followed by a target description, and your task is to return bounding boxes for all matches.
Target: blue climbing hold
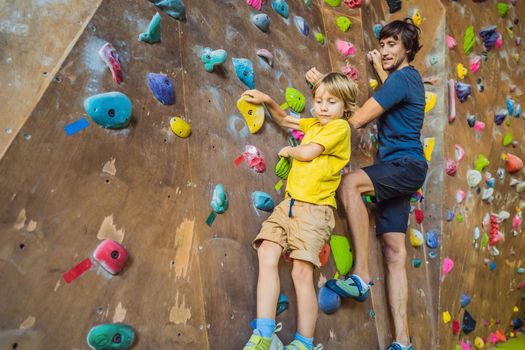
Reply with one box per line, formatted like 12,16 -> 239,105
251,13 -> 270,33
201,48 -> 228,72
373,24 -> 382,39
426,230 -> 439,249
211,184 -> 228,213
294,16 -> 309,36
276,293 -> 289,315
147,73 -> 175,105
149,0 -> 185,21
467,115 -> 475,128
490,261 -> 497,271
455,82 -> 472,103
318,285 -> 341,314
272,0 -> 289,19
460,293 -> 471,308
515,104 -> 522,118
446,210 -> 454,222
428,251 -> 438,259
83,92 -> 132,129
479,25 -> 499,51
252,191 -> 275,212
494,110 -> 507,125
139,12 -> 161,44
507,98 -> 515,116
232,58 -> 255,89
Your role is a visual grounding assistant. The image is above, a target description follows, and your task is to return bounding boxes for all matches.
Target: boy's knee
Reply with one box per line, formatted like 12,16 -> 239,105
291,261 -> 314,285
257,241 -> 282,268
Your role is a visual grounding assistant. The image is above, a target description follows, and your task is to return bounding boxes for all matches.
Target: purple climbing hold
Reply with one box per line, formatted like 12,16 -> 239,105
462,310 -> 477,334
455,82 -> 472,103
147,73 -> 175,105
294,16 -> 309,36
494,110 -> 507,125
386,0 -> 402,13
446,210 -> 454,222
479,25 -> 499,51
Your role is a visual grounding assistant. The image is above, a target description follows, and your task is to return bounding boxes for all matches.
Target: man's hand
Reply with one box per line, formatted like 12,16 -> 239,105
278,146 -> 292,158
241,89 -> 270,105
305,67 -> 324,86
367,49 -> 388,83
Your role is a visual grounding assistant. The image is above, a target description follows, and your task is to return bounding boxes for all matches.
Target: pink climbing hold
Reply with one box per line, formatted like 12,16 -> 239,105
460,341 -> 471,350
446,34 -> 457,49
246,0 -> 265,11
336,39 -> 357,57
445,160 -> 457,176
470,55 -> 481,73
343,0 -> 361,9
489,213 -> 504,246
442,257 -> 454,276
456,190 -> 466,203
455,144 -> 465,161
291,129 -> 304,143
99,43 -> 123,85
234,145 -> 266,173
517,279 -> 525,289
341,64 -> 359,81
448,79 -> 456,123
474,120 -> 485,133
496,34 -> 503,49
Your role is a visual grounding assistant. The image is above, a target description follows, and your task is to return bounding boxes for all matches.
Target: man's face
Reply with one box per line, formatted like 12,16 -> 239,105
379,35 -> 409,72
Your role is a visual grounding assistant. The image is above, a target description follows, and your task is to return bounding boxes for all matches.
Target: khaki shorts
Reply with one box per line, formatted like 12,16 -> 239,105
252,198 -> 335,268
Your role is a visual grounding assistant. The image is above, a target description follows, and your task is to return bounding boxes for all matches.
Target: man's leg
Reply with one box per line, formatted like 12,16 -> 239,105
381,232 -> 410,346
256,240 -> 283,319
337,169 -> 375,282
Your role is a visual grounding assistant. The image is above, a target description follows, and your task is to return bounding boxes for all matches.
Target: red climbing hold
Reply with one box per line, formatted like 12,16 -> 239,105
234,145 -> 266,173
99,43 -> 123,85
93,239 -> 129,275
452,319 -> 460,335
415,209 -> 424,224
445,159 -> 458,176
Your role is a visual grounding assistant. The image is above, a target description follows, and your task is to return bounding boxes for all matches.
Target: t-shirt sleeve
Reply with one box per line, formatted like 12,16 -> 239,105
308,119 -> 350,155
299,118 -> 319,133
373,71 -> 407,111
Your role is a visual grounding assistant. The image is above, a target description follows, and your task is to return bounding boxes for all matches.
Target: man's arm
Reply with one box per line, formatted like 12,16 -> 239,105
348,97 -> 385,129
367,50 -> 388,83
241,89 -> 300,130
279,143 -> 324,162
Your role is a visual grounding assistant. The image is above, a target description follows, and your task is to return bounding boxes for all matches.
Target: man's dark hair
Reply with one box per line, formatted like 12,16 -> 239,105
379,18 -> 422,62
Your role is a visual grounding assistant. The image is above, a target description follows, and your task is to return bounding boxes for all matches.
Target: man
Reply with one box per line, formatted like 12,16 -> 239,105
306,19 -> 427,350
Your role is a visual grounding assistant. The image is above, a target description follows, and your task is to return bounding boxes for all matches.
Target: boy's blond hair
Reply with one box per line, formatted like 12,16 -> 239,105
312,72 -> 358,120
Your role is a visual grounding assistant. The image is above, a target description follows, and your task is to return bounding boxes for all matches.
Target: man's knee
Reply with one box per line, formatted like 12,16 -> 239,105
338,174 -> 362,203
258,241 -> 282,268
291,261 -> 314,285
382,241 -> 407,266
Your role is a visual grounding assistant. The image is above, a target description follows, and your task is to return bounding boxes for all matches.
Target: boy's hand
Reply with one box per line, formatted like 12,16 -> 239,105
278,146 -> 292,158
241,89 -> 269,105
305,67 -> 324,86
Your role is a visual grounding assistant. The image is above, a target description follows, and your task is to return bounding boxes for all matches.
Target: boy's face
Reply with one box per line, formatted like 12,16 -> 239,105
314,85 -> 345,126
379,35 -> 409,72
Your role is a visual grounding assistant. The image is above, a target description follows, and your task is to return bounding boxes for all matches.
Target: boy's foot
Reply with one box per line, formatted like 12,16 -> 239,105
387,341 -> 413,350
285,340 -> 324,350
325,274 -> 371,302
243,324 -> 284,350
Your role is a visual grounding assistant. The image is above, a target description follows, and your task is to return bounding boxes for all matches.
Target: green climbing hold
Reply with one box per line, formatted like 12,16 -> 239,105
324,0 -> 341,7
412,259 -> 422,268
497,2 -> 509,18
503,132 -> 513,147
337,16 -> 352,32
475,154 -> 490,172
275,156 -> 292,179
481,232 -> 489,248
139,12 -> 161,44
211,184 -> 228,213
304,0 -> 311,8
280,87 -> 305,113
87,324 -> 135,350
457,214 -> 464,223
315,32 -> 325,45
330,235 -> 353,276
464,25 -> 475,55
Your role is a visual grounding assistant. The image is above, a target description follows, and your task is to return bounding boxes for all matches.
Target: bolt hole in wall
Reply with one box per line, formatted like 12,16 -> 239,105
42,71 -> 47,76
12,343 -> 17,349
19,243 -> 25,249
105,179 -> 110,184
54,75 -> 62,83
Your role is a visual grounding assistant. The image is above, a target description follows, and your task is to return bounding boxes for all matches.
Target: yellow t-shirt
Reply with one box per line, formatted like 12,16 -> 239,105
285,118 -> 351,208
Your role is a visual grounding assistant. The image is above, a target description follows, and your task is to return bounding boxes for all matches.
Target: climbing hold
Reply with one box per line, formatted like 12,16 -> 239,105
460,293 -> 471,308
246,0 -> 264,11
470,55 -> 481,73
425,91 -> 437,112
369,79 -> 378,90
291,129 -> 304,144
426,230 -> 439,249
272,0 -> 289,18
474,337 -> 484,349
443,311 -> 451,324
234,145 -> 266,173
414,209 -> 424,224
429,56 -> 438,65
447,210 -> 454,221
280,87 -> 305,113
474,154 -> 489,172
514,103 -> 522,118
83,92 -> 132,129
456,64 -> 467,80
462,310 -> 477,334
476,78 -> 484,93
455,144 -> 465,161
479,25 -> 500,51
428,251 -> 438,259
294,16 -> 309,36
170,117 -> 191,138
452,320 -> 460,335
251,13 -> 270,33
330,235 -> 353,275
343,0 -> 361,8
201,48 -> 228,73
93,240 -> 129,275
497,2 -> 509,18
139,12 -> 161,44
494,110 -> 506,125
341,64 -> 359,81
507,97 -> 515,115
147,73 -> 175,105
463,25 -> 475,55
481,188 -> 494,202
87,323 -> 135,350
276,293 -> 289,315
456,190 -> 466,203
409,228 -> 424,247
517,268 -> 525,274
490,261 -> 497,271
467,170 -> 482,188
324,0 -> 341,6
373,24 -> 382,39
455,82 -> 472,103
503,153 -> 523,173
386,0 -> 401,13
516,181 -> 525,193
445,160 -> 458,176
411,9 -> 422,26
318,284 -> 341,314
232,58 -> 255,89
456,214 -> 464,223
211,184 -> 228,214
319,242 -> 330,267
467,114 -> 475,128
336,40 -> 357,57
275,156 -> 292,179
337,16 -> 352,32
315,32 -> 325,45
148,0 -> 185,21
412,259 -> 421,268
446,34 -> 456,49
503,132 -> 513,147
448,79 -> 456,123
304,0 -> 311,7
99,43 -> 123,84
474,120 -> 485,133
256,49 -> 273,67
423,137 -> 435,161
442,257 -> 454,277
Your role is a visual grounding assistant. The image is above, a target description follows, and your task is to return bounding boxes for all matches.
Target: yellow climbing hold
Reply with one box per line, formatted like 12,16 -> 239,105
442,311 -> 451,324
236,95 -> 265,134
474,336 -> 485,349
456,63 -> 467,80
514,305 -> 519,312
410,228 -> 424,247
170,117 -> 192,138
423,137 -> 435,161
425,92 -> 437,113
412,9 -> 422,26
369,79 -> 378,90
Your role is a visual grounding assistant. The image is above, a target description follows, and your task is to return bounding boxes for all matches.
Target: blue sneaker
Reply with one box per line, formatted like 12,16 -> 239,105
325,274 -> 371,302
387,341 -> 413,350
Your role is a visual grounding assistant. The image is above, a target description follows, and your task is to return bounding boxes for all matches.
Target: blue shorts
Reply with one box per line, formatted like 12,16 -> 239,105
362,157 -> 428,235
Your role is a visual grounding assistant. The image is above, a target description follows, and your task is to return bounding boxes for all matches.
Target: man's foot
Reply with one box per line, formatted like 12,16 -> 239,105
284,340 -> 324,350
243,324 -> 284,350
387,341 -> 413,350
325,274 -> 371,302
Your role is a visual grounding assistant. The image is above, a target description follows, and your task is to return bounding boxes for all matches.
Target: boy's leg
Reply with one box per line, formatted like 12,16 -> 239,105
291,259 -> 316,338
257,240 -> 283,319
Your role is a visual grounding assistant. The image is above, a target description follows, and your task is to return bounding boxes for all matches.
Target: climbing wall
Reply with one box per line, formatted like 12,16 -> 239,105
0,0 -> 455,349
440,0 -> 525,349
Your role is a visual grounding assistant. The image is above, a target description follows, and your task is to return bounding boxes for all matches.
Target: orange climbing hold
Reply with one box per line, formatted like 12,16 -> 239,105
503,153 -> 523,173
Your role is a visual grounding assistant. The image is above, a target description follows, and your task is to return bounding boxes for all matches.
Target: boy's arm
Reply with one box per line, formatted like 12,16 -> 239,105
279,143 -> 324,162
241,89 -> 300,130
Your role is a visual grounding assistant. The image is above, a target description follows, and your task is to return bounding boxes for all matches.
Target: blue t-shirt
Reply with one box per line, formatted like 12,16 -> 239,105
372,66 -> 426,162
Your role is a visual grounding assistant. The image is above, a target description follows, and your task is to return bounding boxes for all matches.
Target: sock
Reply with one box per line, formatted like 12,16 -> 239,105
255,318 -> 275,338
294,332 -> 313,350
